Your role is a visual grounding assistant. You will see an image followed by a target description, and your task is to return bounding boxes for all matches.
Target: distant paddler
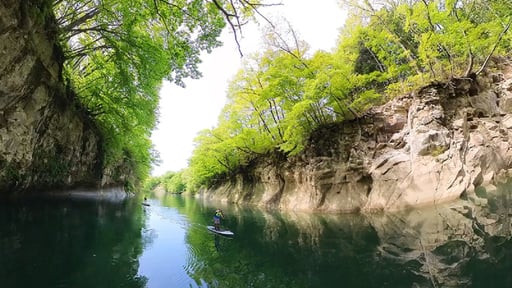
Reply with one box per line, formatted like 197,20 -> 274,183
213,209 -> 224,231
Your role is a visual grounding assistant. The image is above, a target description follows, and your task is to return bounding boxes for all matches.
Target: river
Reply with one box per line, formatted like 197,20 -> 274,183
1,182 -> 512,288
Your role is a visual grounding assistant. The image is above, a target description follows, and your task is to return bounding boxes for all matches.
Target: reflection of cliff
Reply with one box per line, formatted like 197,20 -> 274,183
0,200 -> 147,287
367,182 -> 512,287
259,209 -> 376,253
184,200 -> 384,288
250,187 -> 512,287
171,191 -> 512,287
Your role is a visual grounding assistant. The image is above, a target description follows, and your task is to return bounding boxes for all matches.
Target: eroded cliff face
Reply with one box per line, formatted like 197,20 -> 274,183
0,1 -> 104,195
200,62 -> 512,212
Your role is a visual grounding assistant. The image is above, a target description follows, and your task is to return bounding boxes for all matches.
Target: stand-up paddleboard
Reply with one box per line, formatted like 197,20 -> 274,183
207,225 -> 234,237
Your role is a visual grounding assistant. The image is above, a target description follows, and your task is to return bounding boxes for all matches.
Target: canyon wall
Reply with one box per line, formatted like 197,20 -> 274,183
0,1 -> 114,196
199,63 -> 512,212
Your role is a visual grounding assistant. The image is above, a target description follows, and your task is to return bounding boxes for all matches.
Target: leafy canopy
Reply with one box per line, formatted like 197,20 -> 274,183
52,0 -> 273,187
183,0 -> 512,190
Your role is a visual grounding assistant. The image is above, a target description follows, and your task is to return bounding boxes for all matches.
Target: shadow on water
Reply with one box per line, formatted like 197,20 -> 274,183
158,181 -> 512,288
0,198 -> 148,288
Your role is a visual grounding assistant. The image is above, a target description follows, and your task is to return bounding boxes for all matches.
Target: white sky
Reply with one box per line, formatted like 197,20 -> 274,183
151,0 -> 347,176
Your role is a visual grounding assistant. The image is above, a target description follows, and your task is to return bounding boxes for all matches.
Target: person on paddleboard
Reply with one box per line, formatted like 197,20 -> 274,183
213,209 -> 224,230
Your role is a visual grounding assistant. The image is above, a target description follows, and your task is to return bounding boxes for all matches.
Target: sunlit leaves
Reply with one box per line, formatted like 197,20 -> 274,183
164,170 -> 187,193
53,0 -> 265,186
187,128 -> 243,190
185,0 -> 512,190
343,0 -> 512,80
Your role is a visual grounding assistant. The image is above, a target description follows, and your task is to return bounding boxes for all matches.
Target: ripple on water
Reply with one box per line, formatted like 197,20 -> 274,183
185,244 -> 203,274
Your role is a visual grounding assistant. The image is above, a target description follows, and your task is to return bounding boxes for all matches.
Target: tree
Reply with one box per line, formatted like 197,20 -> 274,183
51,0 -> 278,187
341,0 -> 512,81
164,170 -> 187,193
186,127 -> 243,190
185,0 -> 512,190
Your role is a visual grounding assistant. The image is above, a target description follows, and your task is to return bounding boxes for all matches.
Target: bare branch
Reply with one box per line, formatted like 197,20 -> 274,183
475,17 -> 512,75
422,0 -> 454,76
61,7 -> 100,32
211,0 -> 281,57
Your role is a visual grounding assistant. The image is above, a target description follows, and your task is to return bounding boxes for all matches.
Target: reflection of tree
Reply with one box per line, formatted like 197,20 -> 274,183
140,205 -> 157,249
0,199 -> 147,288
157,191 -> 512,287
181,201 -> 386,287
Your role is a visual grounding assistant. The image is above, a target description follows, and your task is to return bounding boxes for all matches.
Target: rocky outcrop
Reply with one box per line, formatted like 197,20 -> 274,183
199,63 -> 512,212
0,1 -> 111,196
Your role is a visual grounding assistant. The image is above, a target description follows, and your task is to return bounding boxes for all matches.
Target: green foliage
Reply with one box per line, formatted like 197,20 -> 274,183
163,171 -> 186,193
187,128 -> 243,190
184,0 -> 512,189
51,0 -> 265,188
57,0 -> 508,191
142,176 -> 162,192
343,0 -> 512,80
143,170 -> 187,194
430,145 -> 447,157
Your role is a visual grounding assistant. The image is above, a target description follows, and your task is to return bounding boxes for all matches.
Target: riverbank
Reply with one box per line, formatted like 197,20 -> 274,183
200,63 -> 512,213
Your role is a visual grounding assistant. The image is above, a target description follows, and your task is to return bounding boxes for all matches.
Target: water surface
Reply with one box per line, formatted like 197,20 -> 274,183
1,184 -> 512,287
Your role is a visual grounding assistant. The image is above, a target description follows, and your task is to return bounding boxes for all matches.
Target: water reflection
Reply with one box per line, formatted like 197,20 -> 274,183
1,181 -> 511,288
365,180 -> 512,287
159,182 -> 512,288
0,199 -> 147,288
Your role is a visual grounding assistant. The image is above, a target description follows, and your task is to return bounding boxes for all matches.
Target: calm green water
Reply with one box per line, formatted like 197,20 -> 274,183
1,186 -> 512,288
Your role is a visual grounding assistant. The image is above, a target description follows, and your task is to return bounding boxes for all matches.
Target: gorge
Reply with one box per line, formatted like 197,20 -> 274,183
0,1 -> 129,197
200,63 -> 512,212
3,0 -> 512,214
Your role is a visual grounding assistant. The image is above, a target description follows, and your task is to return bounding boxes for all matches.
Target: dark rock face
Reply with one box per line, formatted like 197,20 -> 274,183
200,65 -> 512,212
0,1 -> 103,195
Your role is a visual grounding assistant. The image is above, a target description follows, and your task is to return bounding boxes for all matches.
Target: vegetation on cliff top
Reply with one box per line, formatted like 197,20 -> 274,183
179,0 -> 512,192
50,0 -> 275,188
143,170 -> 187,195
47,0 -> 511,193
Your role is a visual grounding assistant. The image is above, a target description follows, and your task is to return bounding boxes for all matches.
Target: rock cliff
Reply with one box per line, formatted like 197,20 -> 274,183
199,62 -> 512,212
0,1 -> 113,196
